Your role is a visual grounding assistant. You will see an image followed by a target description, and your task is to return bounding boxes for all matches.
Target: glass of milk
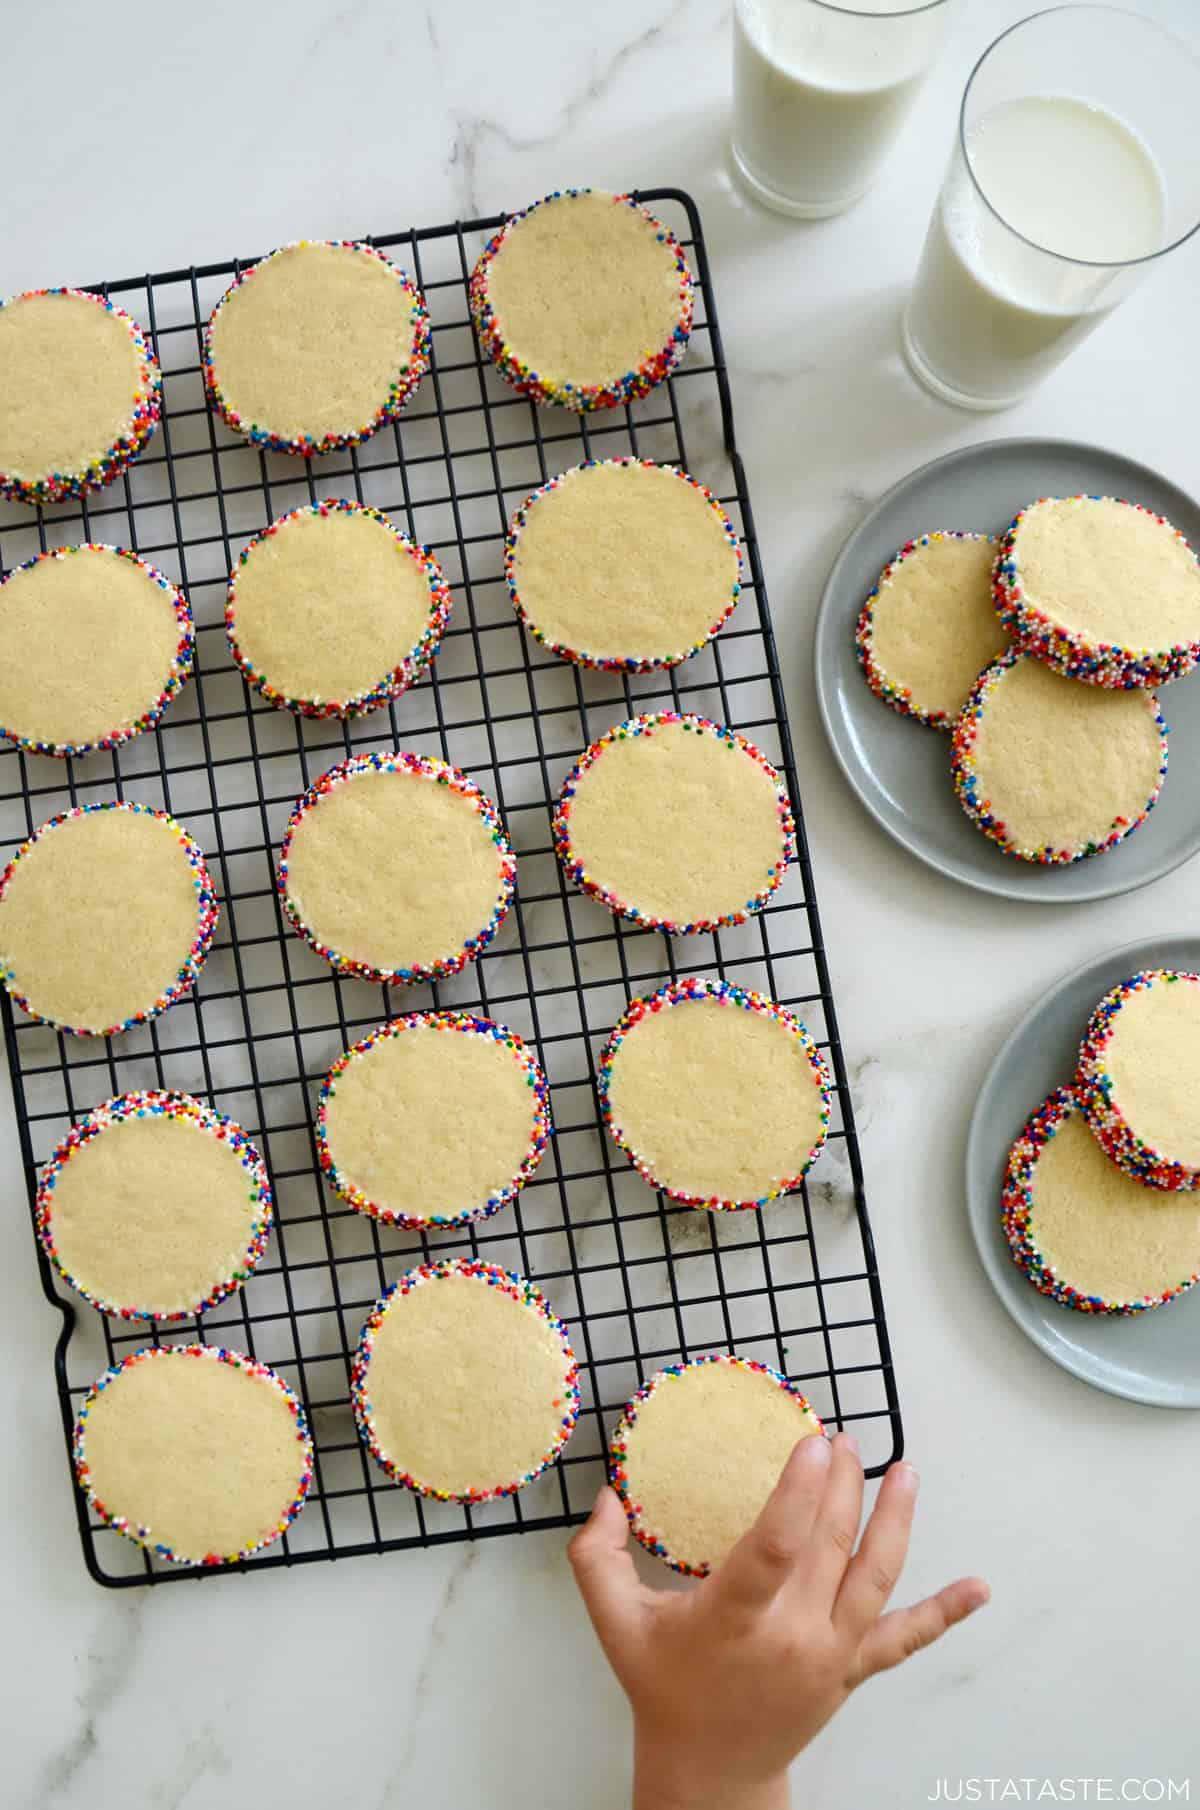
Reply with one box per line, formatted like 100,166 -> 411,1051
903,6 -> 1200,411
731,0 -> 960,219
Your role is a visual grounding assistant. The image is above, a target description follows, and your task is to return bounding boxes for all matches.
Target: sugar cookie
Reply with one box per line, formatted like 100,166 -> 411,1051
553,713 -> 794,934
1003,1086 -> 1200,1313
36,1092 -> 272,1320
599,978 -> 830,1210
470,189 -> 693,411
73,1344 -> 312,1565
609,1355 -> 824,1576
855,531 -> 1006,728
505,459 -> 741,671
0,544 -> 192,757
994,495 -> 1200,687
204,241 -> 430,455
0,801 -> 217,1036
226,500 -> 450,718
317,1012 -> 550,1228
951,651 -> 1166,864
278,751 -> 514,985
0,288 -> 160,506
1077,970 -> 1200,1190
352,1259 -> 579,1502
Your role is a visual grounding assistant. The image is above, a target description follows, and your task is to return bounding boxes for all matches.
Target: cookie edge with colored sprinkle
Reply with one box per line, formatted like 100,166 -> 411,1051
72,1343 -> 314,1566
0,800 -> 218,1037
276,750 -> 515,986
225,498 -> 452,719
598,977 -> 832,1210
316,1012 -> 551,1227
608,1354 -> 825,1577
469,189 -> 694,414
350,1258 -> 580,1502
552,712 -> 795,935
37,1090 -> 274,1320
1076,970 -> 1200,1191
949,648 -> 1168,865
203,241 -> 431,457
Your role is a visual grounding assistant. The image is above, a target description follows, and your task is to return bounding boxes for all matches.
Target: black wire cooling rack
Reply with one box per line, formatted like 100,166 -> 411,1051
0,191 -> 902,1587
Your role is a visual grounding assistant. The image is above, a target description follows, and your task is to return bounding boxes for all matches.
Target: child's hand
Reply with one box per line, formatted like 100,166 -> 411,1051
569,1432 -> 989,1810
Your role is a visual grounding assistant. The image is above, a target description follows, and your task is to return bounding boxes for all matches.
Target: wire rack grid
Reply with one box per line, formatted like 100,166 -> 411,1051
0,190 -> 902,1587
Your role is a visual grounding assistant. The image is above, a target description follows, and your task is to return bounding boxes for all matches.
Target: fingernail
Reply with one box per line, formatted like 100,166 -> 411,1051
965,1580 -> 991,1612
794,1433 -> 830,1466
837,1430 -> 860,1457
896,1461 -> 920,1493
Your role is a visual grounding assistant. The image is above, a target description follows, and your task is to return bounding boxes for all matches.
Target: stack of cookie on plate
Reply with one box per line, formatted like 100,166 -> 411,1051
855,495 -> 1200,866
1003,969 -> 1200,1315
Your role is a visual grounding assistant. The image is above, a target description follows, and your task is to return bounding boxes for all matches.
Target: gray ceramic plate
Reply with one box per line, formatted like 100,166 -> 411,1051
967,933 -> 1200,1407
813,437 -> 1200,902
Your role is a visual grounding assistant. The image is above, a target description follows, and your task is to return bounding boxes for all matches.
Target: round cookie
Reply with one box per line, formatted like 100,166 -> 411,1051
351,1259 -> 580,1502
0,288 -> 161,506
1077,970 -> 1200,1191
470,188 -> 693,412
0,801 -> 217,1036
1002,1086 -> 1200,1313
994,495 -> 1200,688
73,1344 -> 313,1565
226,500 -> 451,718
277,751 -> 514,985
0,544 -> 193,758
36,1091 -> 273,1321
855,531 -> 1007,728
316,1012 -> 551,1228
203,241 -> 430,456
553,713 -> 794,934
609,1355 -> 825,1576
951,650 -> 1167,865
599,978 -> 831,1210
505,459 -> 741,671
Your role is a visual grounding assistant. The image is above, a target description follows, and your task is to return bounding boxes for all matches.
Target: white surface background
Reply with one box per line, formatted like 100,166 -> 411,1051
3,2 -> 1198,1805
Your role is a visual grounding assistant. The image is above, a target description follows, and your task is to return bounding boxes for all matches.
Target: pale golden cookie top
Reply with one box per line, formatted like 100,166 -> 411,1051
554,713 -> 794,933
0,288 -> 161,505
0,802 -> 217,1036
470,189 -> 693,411
73,1345 -> 313,1565
204,241 -> 430,454
0,544 -> 193,757
278,752 -> 515,986
37,1091 -> 273,1321
505,459 -> 741,671
610,1356 -> 824,1576
352,1260 -> 579,1501
226,500 -> 451,718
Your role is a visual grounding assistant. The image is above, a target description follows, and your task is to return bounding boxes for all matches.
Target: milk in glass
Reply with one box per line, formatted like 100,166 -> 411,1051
732,0 -> 954,217
905,95 -> 1166,407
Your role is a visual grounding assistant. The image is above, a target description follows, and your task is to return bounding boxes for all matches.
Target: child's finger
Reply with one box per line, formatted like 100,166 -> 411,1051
710,1433 -> 831,1619
833,1460 -> 919,1635
801,1432 -> 864,1604
567,1486 -> 646,1655
855,1576 -> 991,1680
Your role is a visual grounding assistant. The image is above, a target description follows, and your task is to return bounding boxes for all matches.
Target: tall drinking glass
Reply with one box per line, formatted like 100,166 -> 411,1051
903,6 -> 1200,411
731,0 -> 960,219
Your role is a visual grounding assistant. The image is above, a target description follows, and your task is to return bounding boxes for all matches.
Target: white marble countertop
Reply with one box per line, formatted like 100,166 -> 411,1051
4,2 -> 1199,1805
